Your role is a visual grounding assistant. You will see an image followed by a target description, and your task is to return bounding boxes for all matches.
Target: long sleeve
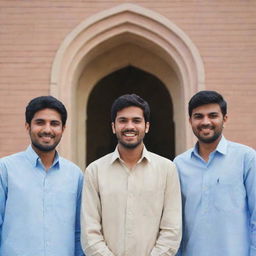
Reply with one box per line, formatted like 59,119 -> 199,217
244,150 -> 256,256
81,167 -> 115,256
0,160 -> 7,245
175,249 -> 182,256
150,165 -> 182,256
75,173 -> 85,256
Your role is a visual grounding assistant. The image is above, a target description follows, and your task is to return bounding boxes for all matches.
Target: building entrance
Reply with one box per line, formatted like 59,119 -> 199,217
86,66 -> 175,165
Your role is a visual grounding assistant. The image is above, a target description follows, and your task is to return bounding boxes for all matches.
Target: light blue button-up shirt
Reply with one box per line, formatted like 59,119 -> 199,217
174,136 -> 256,256
0,145 -> 84,256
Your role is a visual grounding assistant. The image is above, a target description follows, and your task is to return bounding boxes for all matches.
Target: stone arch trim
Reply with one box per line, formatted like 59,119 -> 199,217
51,3 -> 205,164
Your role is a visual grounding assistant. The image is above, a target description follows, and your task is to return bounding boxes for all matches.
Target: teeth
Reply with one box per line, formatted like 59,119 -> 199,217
124,133 -> 135,137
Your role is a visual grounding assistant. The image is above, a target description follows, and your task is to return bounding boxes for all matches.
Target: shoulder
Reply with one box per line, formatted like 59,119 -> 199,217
0,151 -> 26,180
84,153 -> 114,184
0,151 -> 26,167
86,152 -> 114,171
58,157 -> 83,177
227,140 -> 255,152
147,151 -> 173,164
147,151 -> 176,172
174,148 -> 193,164
226,141 -> 256,166
227,140 -> 255,158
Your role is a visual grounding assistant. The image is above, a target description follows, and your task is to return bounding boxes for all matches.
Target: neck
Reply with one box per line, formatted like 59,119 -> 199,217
32,145 -> 56,170
198,136 -> 222,162
118,143 -> 144,169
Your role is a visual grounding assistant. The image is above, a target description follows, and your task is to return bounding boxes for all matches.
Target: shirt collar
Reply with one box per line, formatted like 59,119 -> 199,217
110,145 -> 151,164
215,135 -> 227,155
191,135 -> 228,158
25,145 -> 60,169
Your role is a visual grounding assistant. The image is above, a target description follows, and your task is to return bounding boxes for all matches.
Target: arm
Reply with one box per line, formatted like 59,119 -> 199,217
0,160 -> 8,245
175,248 -> 182,256
75,172 -> 85,256
245,150 -> 256,256
150,164 -> 182,256
80,167 -> 115,256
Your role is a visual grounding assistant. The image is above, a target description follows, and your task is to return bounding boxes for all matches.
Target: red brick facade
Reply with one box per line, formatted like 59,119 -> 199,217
0,1 -> 255,160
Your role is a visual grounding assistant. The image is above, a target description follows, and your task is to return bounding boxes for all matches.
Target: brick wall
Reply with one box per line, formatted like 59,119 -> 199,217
0,0 -> 255,157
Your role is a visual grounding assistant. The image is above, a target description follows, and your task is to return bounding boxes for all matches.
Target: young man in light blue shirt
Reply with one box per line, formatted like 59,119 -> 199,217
174,90 -> 256,256
0,96 -> 84,256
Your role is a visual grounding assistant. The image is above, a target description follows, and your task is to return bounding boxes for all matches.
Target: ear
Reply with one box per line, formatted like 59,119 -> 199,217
145,122 -> 150,133
223,114 -> 228,127
25,122 -> 30,132
189,117 -> 192,126
111,122 -> 116,134
62,125 -> 66,132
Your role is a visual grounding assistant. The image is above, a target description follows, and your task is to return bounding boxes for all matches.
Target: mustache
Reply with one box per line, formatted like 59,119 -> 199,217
122,129 -> 138,134
38,132 -> 55,138
199,124 -> 214,129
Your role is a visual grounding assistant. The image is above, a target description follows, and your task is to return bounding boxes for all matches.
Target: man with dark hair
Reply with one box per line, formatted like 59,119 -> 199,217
81,94 -> 182,256
25,95 -> 68,126
174,90 -> 256,256
0,96 -> 84,256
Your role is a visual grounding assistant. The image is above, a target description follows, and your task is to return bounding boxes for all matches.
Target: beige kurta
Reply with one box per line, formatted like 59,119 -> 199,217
81,146 -> 182,256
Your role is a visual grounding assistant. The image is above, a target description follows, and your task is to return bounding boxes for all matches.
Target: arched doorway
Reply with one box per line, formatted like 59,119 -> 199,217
86,66 -> 174,165
50,3 -> 205,168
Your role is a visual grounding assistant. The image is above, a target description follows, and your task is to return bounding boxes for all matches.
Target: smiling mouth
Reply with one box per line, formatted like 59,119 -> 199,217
200,128 -> 212,132
122,131 -> 138,137
41,137 -> 54,143
199,125 -> 214,131
38,135 -> 55,143
39,133 -> 55,139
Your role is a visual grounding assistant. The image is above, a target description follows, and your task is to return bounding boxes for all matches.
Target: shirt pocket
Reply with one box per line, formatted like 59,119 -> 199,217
213,177 -> 246,212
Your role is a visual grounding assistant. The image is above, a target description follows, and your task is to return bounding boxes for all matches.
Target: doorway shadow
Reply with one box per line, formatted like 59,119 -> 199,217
86,66 -> 175,165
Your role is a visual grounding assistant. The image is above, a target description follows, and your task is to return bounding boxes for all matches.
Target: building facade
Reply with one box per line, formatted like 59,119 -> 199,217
1,1 -> 255,168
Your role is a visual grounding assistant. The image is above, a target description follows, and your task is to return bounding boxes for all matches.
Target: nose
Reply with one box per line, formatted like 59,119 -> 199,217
125,120 -> 135,130
201,116 -> 211,125
42,123 -> 52,133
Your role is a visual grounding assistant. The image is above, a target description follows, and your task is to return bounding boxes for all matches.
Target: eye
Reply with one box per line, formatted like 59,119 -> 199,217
51,121 -> 61,127
133,118 -> 142,124
34,119 -> 45,125
117,118 -> 127,123
193,114 -> 203,120
209,113 -> 219,119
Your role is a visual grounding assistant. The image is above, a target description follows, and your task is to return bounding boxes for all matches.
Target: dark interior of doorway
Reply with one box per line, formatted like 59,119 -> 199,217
86,66 -> 175,165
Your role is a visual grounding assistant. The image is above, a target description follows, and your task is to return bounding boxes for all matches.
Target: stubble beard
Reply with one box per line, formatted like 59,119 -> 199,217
118,139 -> 143,149
195,125 -> 223,144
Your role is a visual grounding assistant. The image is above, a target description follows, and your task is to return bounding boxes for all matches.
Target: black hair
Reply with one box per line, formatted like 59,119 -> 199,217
188,90 -> 227,117
25,96 -> 67,125
111,94 -> 150,122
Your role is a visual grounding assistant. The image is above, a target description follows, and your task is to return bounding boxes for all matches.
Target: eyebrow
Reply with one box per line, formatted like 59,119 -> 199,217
192,111 -> 219,116
117,116 -> 143,119
33,118 -> 61,122
34,118 -> 45,122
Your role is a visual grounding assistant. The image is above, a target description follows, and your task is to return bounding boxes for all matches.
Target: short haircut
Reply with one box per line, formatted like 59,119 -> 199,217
111,94 -> 150,122
25,96 -> 67,125
188,90 -> 227,117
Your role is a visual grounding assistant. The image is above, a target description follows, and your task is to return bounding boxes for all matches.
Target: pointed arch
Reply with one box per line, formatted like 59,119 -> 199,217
50,3 -> 205,167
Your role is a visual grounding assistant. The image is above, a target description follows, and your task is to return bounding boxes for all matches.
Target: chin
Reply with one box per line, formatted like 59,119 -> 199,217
120,141 -> 141,149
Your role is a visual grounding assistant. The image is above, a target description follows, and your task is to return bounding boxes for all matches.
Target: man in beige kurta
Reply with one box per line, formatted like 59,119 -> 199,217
81,94 -> 182,256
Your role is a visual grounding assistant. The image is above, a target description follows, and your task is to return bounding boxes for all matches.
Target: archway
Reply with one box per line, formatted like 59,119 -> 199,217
86,66 -> 174,165
50,3 -> 205,168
